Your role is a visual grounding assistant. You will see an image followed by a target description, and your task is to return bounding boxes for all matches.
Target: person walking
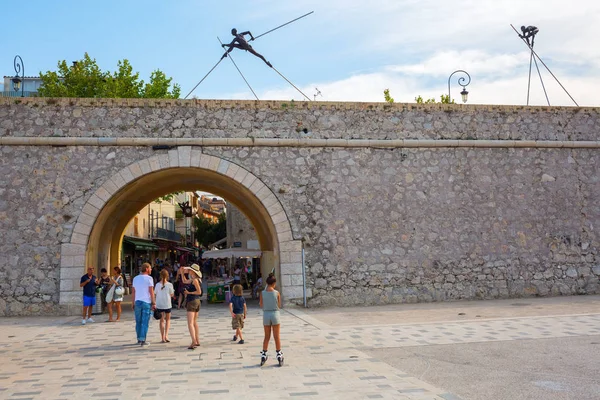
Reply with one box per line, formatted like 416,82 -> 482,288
155,269 -> 175,343
259,274 -> 283,366
131,263 -> 156,347
229,284 -> 247,344
80,267 -> 99,325
176,266 -> 188,310
183,263 -> 202,350
107,266 -> 124,322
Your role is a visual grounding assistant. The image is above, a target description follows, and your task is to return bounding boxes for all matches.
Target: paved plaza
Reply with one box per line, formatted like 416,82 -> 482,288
1,296 -> 600,399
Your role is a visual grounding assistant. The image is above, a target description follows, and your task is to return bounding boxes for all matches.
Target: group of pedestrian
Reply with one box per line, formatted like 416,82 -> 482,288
80,266 -> 124,325
81,263 -> 284,366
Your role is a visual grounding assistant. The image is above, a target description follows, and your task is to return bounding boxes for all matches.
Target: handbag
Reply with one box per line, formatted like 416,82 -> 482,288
153,309 -> 162,320
115,286 -> 124,296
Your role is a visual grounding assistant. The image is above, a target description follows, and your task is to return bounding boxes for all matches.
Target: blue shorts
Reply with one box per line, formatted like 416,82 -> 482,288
83,296 -> 96,307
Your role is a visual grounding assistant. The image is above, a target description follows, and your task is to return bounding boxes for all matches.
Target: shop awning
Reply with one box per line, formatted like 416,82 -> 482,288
174,246 -> 197,253
202,248 -> 262,259
123,237 -> 160,251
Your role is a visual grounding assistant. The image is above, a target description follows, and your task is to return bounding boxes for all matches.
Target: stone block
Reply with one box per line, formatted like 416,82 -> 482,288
225,163 -> 240,179
249,179 -> 265,195
101,179 -> 119,196
138,158 -> 152,175
95,186 -> 111,203
71,232 -> 88,245
280,240 -> 302,253
282,285 -> 303,299
280,262 -> 303,275
59,291 -> 82,305
73,222 -> 92,237
60,267 -> 85,280
178,146 -> 192,167
199,154 -> 212,169
119,167 -> 135,184
81,203 -> 100,220
233,167 -> 248,183
168,149 -> 179,167
262,193 -> 279,209
148,155 -> 161,171
277,230 -> 293,243
158,154 -> 170,170
271,211 -> 287,225
87,194 -> 105,210
207,156 -> 220,171
267,202 -> 284,218
291,274 -> 304,286
128,163 -> 143,179
256,185 -> 272,201
190,150 -> 202,167
241,173 -> 256,188
217,160 -> 231,174
275,220 -> 292,235
60,279 -> 75,291
60,256 -> 75,268
61,243 -> 86,257
280,274 -> 292,287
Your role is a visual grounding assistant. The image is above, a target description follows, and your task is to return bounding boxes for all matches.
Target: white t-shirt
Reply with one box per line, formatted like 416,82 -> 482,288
154,282 -> 175,310
132,274 -> 154,304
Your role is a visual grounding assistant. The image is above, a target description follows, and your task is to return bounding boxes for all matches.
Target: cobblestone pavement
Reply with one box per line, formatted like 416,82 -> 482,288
1,296 -> 599,400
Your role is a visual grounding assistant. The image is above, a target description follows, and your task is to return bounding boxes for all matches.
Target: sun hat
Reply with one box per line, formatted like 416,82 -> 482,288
186,263 -> 202,278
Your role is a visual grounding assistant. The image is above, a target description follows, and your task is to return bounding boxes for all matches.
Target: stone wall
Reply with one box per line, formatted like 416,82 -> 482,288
226,203 -> 258,248
0,98 -> 599,315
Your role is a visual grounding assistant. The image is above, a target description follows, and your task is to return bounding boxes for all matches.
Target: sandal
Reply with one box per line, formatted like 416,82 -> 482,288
187,345 -> 195,350
165,339 -> 170,343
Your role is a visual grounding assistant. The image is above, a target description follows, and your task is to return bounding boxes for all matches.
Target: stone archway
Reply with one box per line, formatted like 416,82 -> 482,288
58,147 -> 303,314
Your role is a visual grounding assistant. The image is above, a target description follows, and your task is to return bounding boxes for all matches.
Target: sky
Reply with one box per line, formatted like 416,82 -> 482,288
3,0 -> 600,106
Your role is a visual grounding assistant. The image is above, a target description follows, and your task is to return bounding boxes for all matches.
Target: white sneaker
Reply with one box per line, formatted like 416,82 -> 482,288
81,319 -> 86,325
87,317 -> 95,323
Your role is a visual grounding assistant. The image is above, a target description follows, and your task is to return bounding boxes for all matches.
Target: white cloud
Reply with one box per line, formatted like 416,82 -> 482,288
215,0 -> 600,106
245,49 -> 591,106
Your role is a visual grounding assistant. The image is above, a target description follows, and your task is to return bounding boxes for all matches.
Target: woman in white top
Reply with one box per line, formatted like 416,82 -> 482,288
155,269 -> 175,343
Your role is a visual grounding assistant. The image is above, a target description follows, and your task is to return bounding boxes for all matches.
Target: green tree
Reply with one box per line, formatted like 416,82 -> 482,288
142,70 -> 181,99
153,191 -> 184,204
415,94 -> 454,104
193,213 -> 227,248
383,88 -> 394,103
38,52 -> 180,98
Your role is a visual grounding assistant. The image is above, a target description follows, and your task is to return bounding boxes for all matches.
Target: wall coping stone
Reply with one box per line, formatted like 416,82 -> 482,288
2,137 -> 600,148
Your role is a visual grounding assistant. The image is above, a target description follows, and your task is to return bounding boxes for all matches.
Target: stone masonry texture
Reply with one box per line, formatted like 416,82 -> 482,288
0,98 -> 599,315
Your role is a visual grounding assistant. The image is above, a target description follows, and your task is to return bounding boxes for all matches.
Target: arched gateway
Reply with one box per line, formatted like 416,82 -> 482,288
58,147 -> 302,314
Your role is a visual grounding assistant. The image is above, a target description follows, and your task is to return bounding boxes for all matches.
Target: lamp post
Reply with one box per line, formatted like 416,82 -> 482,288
12,55 -> 25,97
447,70 -> 471,103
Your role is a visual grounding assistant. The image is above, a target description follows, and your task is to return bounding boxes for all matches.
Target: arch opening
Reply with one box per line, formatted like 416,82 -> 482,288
59,149 -> 303,314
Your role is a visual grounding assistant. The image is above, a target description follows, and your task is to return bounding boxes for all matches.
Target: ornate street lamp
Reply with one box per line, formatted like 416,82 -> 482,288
448,70 -> 471,103
12,55 -> 25,97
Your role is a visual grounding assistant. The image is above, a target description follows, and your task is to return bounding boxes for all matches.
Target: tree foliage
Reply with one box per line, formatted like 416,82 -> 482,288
415,94 -> 454,104
383,89 -> 394,103
193,213 -> 227,248
383,89 -> 454,104
154,192 -> 184,204
38,53 -> 180,98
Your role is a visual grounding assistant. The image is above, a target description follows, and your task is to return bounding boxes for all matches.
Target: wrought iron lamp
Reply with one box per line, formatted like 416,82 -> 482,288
448,70 -> 471,103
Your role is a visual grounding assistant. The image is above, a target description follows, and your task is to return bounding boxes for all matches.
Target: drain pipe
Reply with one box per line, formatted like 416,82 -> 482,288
302,245 -> 307,308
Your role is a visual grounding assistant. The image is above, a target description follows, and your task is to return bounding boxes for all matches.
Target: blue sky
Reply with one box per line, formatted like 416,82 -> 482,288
3,0 -> 600,106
